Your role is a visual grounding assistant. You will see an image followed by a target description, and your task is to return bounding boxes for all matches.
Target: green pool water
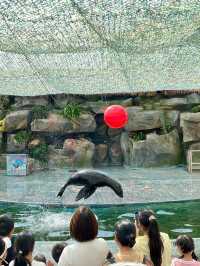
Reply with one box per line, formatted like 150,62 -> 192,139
0,200 -> 200,241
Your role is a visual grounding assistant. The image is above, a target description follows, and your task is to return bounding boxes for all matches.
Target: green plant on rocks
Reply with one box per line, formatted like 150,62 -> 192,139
29,143 -> 48,163
0,96 -> 10,109
32,105 -> 50,120
61,103 -> 81,120
131,131 -> 145,141
14,131 -> 32,144
160,113 -> 173,134
191,105 -> 200,113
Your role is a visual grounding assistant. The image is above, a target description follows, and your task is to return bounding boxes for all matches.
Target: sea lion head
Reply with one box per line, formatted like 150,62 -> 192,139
111,182 -> 123,198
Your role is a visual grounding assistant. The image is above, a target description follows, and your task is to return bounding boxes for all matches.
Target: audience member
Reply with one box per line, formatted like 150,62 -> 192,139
51,243 -> 67,263
172,235 -> 200,266
9,231 -> 47,266
58,206 -> 109,266
114,220 -> 144,264
33,254 -> 46,265
0,215 -> 15,264
134,210 -> 171,266
0,237 -> 7,266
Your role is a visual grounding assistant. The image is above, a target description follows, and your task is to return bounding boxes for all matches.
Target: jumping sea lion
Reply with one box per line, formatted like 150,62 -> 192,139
57,169 -> 123,201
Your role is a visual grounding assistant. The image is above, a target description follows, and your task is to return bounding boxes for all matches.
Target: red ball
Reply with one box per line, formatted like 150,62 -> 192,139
104,105 -> 128,128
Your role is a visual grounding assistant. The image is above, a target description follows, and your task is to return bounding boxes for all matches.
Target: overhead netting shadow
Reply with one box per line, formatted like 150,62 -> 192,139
0,0 -> 200,96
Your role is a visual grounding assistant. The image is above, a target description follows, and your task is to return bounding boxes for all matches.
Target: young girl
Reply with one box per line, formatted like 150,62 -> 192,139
9,232 -> 47,266
114,220 -> 144,264
134,210 -> 171,266
0,237 -> 7,265
172,235 -> 200,266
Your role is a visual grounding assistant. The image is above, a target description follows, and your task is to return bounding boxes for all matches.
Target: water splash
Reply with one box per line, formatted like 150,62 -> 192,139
156,210 -> 175,216
171,228 -> 193,233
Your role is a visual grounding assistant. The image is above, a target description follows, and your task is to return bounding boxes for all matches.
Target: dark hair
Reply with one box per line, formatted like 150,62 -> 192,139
0,215 -> 14,237
34,254 -> 46,264
70,206 -> 98,242
138,210 -> 163,266
14,231 -> 35,266
51,242 -> 67,263
0,237 -> 6,258
115,220 -> 136,248
175,235 -> 198,261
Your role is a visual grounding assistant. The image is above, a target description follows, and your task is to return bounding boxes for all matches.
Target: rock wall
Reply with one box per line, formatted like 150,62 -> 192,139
0,93 -> 200,169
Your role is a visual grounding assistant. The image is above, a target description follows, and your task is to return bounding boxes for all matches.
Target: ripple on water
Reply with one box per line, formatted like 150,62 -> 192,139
117,213 -> 134,219
156,210 -> 175,216
98,230 -> 114,238
171,228 -> 193,233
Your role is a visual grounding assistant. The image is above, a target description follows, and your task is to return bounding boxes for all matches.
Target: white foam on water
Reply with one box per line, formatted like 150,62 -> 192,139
118,213 -> 134,219
184,224 -> 193,227
98,230 -> 114,238
171,228 -> 193,233
24,211 -> 72,233
156,210 -> 175,216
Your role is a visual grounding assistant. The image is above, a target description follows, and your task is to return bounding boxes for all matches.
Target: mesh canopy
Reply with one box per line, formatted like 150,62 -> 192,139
0,0 -> 200,95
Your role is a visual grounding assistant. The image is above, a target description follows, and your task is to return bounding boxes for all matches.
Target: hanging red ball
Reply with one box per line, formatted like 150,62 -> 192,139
104,105 -> 128,128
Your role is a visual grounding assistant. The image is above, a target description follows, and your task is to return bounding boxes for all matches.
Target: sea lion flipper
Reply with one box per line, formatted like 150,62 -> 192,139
57,182 -> 69,197
75,186 -> 96,201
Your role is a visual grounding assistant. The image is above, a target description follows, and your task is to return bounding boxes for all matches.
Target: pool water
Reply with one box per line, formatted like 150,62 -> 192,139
0,200 -> 200,241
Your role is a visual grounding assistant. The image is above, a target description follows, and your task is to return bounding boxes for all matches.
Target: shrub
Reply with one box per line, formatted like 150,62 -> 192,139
14,131 -> 32,144
132,132 -> 145,141
192,105 -> 200,113
32,105 -> 50,120
29,143 -> 48,163
61,103 -> 81,120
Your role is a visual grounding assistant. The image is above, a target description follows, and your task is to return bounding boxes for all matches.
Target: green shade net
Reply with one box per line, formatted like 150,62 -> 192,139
0,0 -> 200,95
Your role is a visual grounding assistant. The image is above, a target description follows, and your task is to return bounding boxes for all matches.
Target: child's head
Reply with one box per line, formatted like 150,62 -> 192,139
34,254 -> 46,264
175,235 -> 198,260
0,215 -> 14,238
14,231 -> 35,266
115,220 -> 136,248
0,237 -> 7,265
51,242 -> 67,263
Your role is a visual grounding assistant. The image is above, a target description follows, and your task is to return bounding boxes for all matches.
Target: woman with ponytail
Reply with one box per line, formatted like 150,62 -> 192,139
0,237 -> 7,265
9,232 -> 46,266
134,210 -> 171,266
172,235 -> 200,266
114,220 -> 144,264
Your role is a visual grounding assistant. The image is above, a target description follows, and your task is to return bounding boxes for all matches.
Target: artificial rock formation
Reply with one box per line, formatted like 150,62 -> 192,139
4,110 -> 31,132
125,109 -> 162,131
121,130 -> 181,167
7,134 -> 26,153
180,112 -> 200,142
63,138 -> 95,167
31,113 -> 96,133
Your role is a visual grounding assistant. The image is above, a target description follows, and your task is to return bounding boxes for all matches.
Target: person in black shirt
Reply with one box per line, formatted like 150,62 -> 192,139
0,215 -> 15,264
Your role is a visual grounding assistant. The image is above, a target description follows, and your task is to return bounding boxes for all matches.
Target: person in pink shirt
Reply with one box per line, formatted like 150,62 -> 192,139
172,235 -> 200,266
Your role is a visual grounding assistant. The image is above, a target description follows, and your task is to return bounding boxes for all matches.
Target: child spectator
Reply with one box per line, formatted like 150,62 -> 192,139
9,231 -> 47,266
0,215 -> 15,264
0,237 -> 7,265
51,243 -> 67,263
114,220 -> 144,264
33,254 -> 46,265
172,235 -> 200,266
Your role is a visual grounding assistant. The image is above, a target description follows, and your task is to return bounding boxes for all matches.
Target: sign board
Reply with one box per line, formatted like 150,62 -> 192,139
7,154 -> 27,176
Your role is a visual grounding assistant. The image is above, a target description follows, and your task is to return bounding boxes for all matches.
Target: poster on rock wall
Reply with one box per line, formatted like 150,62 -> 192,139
7,154 -> 27,176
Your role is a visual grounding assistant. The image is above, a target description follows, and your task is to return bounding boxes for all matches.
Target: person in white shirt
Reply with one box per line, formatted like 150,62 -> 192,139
58,206 -> 109,266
